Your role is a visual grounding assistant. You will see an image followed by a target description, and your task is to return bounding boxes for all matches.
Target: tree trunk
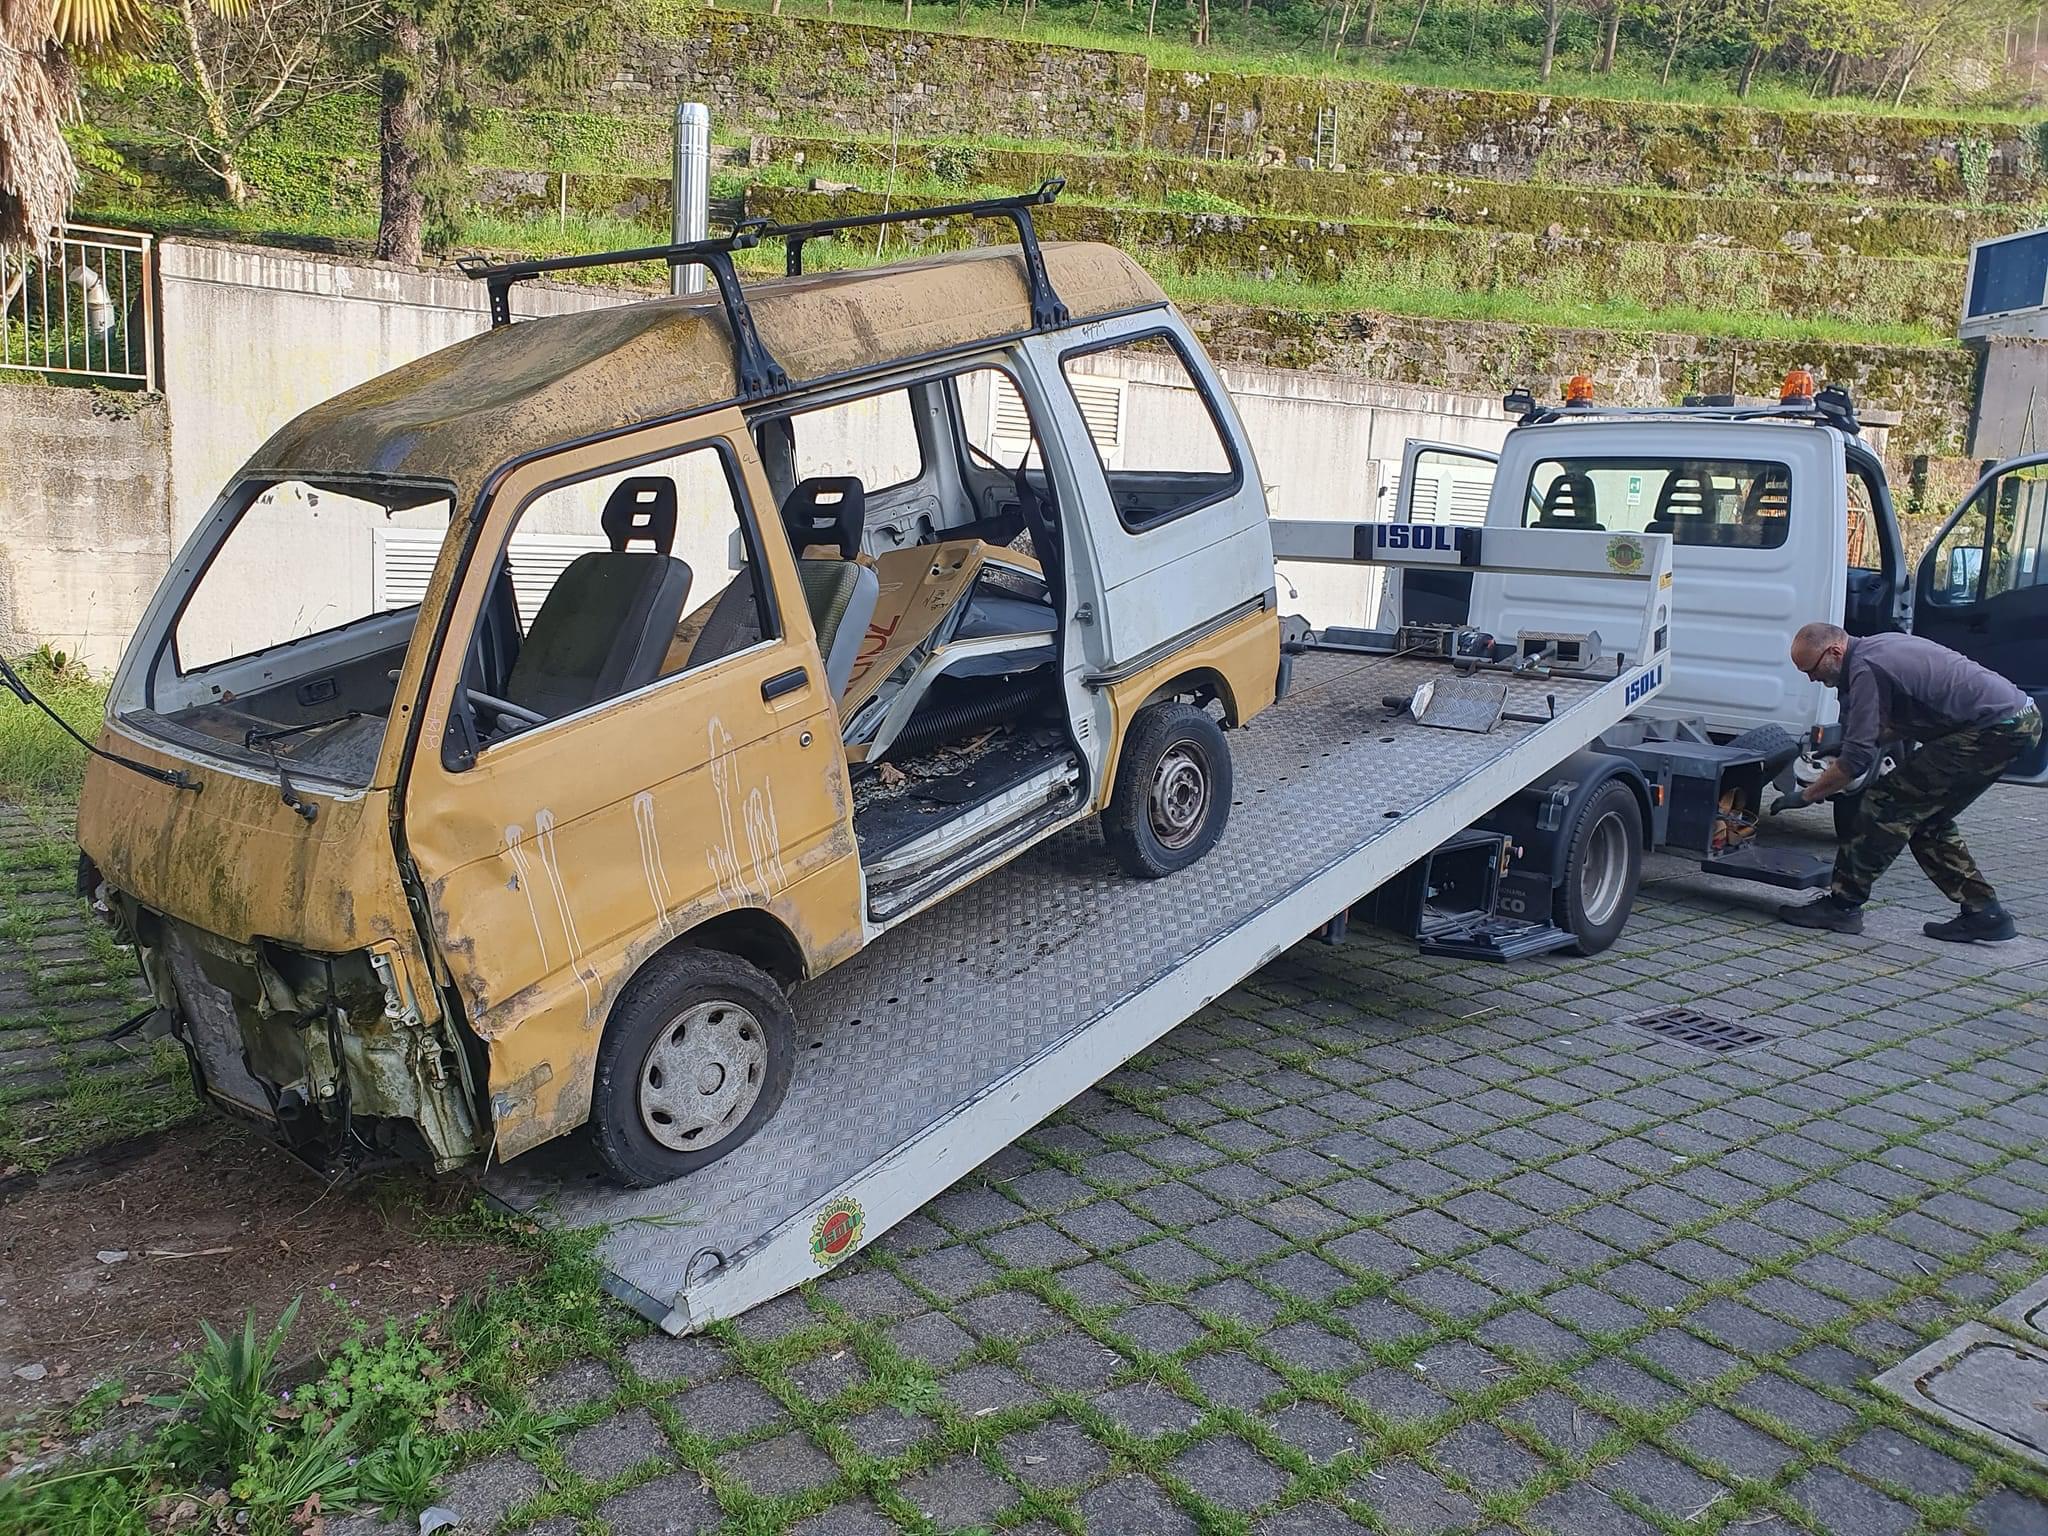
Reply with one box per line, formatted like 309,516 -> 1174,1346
373,17 -> 426,266
1539,0 -> 1560,81
1197,0 -> 1210,43
1738,43 -> 1762,95
1146,0 -> 1159,35
1331,0 -> 1355,56
1405,0 -> 1429,47
1598,0 -> 1618,72
1661,24 -> 1683,84
1363,0 -> 1380,47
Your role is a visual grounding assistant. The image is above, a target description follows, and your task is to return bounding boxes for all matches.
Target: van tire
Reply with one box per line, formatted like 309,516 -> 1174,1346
1104,702 -> 1233,879
587,948 -> 796,1189
1555,780 -> 1642,956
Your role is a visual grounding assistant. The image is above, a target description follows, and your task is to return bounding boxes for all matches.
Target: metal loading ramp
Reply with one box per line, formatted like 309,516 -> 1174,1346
487,650 -> 1620,1332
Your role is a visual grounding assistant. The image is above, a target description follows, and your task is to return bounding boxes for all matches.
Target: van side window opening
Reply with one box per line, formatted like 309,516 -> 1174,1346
464,445 -> 774,746
1060,334 -> 1238,532
1845,470 -> 1883,572
790,388 -> 924,494
1521,458 -> 1792,550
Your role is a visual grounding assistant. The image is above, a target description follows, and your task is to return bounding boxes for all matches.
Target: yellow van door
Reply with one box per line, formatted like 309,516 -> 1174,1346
400,415 -> 863,1160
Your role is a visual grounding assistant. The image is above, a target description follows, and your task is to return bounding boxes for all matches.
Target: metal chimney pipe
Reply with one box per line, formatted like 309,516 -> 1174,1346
672,103 -> 711,296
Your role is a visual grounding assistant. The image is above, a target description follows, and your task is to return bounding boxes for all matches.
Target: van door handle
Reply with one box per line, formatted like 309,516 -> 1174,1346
761,667 -> 809,702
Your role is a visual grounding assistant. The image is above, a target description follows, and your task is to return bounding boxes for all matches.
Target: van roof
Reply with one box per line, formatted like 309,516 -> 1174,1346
247,242 -> 1167,492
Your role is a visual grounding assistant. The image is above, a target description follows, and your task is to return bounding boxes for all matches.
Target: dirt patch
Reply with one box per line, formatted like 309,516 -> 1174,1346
0,1118 -> 532,1423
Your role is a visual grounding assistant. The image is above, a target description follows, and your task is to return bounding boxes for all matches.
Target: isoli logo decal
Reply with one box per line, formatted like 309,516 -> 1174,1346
810,1196 -> 865,1265
1606,536 -> 1646,575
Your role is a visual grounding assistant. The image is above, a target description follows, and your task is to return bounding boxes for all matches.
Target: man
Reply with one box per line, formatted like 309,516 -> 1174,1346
1775,623 -> 2041,940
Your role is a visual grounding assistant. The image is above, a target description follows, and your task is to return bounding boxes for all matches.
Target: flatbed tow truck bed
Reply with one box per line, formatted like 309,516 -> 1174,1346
489,527 -> 1669,1333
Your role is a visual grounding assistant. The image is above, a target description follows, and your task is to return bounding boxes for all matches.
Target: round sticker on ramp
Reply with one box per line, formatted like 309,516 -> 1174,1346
810,1196 -> 865,1265
1605,536 -> 1647,575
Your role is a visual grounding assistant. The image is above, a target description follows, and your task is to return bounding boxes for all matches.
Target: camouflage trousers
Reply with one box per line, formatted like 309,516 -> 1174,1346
1834,706 -> 2043,907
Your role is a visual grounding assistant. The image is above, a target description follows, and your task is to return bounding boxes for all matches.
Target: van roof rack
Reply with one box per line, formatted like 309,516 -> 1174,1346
456,181 -> 1071,401
1502,385 -> 1861,436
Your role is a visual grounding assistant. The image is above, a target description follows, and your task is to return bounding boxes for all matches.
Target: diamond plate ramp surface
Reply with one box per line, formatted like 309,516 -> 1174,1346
487,652 -> 1605,1319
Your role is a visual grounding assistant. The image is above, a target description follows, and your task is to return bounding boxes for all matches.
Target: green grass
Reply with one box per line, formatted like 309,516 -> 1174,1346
711,0 -> 2037,122
0,650 -> 110,803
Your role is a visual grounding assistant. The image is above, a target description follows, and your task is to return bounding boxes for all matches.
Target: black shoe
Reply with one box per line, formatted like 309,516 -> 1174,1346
1924,903 -> 2017,942
1778,895 -> 1865,934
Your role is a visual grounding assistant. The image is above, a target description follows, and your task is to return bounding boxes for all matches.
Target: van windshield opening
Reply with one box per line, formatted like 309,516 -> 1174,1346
117,477 -> 455,788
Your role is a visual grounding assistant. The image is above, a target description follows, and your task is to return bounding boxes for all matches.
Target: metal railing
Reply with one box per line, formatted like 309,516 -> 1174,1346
1,224 -> 155,389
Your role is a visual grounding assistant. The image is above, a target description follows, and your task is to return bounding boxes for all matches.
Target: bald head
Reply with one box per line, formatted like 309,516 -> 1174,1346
1792,622 -> 1850,685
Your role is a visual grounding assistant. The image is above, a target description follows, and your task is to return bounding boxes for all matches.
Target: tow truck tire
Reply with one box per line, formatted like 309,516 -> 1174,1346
1104,702 -> 1233,879
587,948 -> 796,1188
1555,780 -> 1642,956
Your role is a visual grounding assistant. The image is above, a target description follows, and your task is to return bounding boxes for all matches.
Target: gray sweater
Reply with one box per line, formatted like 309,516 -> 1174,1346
1836,633 -> 2030,776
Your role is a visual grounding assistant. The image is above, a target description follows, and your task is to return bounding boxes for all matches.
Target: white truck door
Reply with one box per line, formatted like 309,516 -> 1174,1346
1913,453 -> 2048,785
1471,424 -> 1841,737
1375,441 -> 1499,629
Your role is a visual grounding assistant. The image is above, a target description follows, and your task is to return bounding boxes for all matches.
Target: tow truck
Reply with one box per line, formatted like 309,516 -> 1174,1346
65,186 -> 1672,1332
1369,374 -> 2048,902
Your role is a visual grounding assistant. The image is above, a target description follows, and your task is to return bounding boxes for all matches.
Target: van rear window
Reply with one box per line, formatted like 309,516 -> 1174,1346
1522,458 -> 1791,550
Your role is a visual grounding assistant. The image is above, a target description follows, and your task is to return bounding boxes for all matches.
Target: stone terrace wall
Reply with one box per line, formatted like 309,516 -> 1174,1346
1147,73 -> 2042,202
597,11 -> 1148,146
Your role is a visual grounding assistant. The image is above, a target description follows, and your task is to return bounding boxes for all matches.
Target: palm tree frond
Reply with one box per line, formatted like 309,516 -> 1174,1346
48,0 -> 158,54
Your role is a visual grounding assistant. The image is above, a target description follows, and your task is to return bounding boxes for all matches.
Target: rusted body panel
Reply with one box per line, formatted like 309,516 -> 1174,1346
1094,608 -> 1282,805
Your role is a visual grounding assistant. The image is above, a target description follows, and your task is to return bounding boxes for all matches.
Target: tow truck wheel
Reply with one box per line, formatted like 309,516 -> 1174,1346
1105,702 -> 1233,879
1555,780 -> 1642,956
588,948 -> 796,1188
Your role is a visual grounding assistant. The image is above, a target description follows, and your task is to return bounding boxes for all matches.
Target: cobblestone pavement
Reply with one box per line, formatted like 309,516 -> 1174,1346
65,784 -> 2048,1536
0,800 -> 181,1168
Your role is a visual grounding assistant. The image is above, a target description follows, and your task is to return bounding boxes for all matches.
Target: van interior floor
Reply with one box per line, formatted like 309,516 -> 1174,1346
852,727 -> 1078,864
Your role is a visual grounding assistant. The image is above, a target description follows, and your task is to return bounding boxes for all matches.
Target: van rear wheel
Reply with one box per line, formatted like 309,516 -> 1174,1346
588,949 -> 795,1188
1104,702 -> 1233,879
1555,780 -> 1642,956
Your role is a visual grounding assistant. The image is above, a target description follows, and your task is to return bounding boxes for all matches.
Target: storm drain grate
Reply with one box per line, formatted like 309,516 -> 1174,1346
1624,1006 -> 1776,1054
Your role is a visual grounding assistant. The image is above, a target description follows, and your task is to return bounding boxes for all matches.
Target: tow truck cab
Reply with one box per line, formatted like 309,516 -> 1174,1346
1392,387 -> 2047,786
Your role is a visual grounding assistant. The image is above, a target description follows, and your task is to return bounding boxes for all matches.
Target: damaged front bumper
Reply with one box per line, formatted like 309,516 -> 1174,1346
95,879 -> 486,1174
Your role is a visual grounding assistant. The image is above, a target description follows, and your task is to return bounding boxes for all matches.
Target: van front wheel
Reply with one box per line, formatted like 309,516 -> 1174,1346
588,949 -> 795,1188
1104,702 -> 1233,879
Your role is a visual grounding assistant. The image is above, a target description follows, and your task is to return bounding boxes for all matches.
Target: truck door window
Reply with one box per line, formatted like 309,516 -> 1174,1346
1845,470 -> 1883,571
1522,458 -> 1790,549
1939,463 -> 2048,603
1059,333 -> 1239,532
462,444 -> 776,746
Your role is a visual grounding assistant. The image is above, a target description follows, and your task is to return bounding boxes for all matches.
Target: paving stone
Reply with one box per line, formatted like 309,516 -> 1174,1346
1575,1356 -> 1683,1412
1058,1259 -> 1141,1307
564,1406 -> 672,1482
531,1358 -> 617,1413
1126,1182 -> 1224,1227
1186,1349 -> 1287,1411
1504,1388 -> 1610,1456
957,1288 -> 1062,1341
1109,1301 -> 1207,1356
788,1346 -> 868,1404
1838,1426 -> 1977,1497
1251,1502 -> 1369,1534
1967,1489 -> 2048,1535
1686,1297 -> 1803,1359
1017,1329 -> 1123,1392
593,1471 -> 724,1536
819,1267 -> 927,1322
899,1456 -> 1018,1530
904,1245 -> 999,1301
1120,1236 -> 1222,1288
731,1292 -> 816,1341
1352,1459 -> 1478,1535
786,1502 -> 901,1536
1666,1404 -> 1799,1479
1477,1309 -> 1583,1364
1190,1275 -> 1285,1328
1521,1483 -> 1660,1536
1264,1249 -> 1351,1302
1265,1321 -> 1365,1376
1002,1417 -> 1111,1490
886,1310 -> 975,1367
1263,1399 -> 1362,1463
1170,1433 -> 1288,1513
1347,1368 -> 1449,1426
1431,1421 -> 1546,1496
1734,1372 -> 1858,1441
717,1431 -> 838,1497
841,1404 -> 932,1458
1057,1199 -> 1163,1251
1190,1213 -> 1291,1263
621,1332 -> 728,1387
1395,1267 -> 1498,1320
1630,1327 -> 1740,1387
942,1361 -> 1039,1416
672,1376 -> 787,1440
1077,1474 -> 1199,1535
1786,1342 -> 1878,1390
1786,1466 -> 1917,1536
1544,1283 -> 1648,1337
437,1455 -> 543,1530
1097,1378 -> 1202,1438
982,1220 -> 1087,1270
1594,1444 -> 1728,1521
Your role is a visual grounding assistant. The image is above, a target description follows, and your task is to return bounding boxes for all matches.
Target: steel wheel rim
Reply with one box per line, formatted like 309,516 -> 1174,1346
1580,810 -> 1630,929
1149,741 -> 1212,851
638,999 -> 768,1152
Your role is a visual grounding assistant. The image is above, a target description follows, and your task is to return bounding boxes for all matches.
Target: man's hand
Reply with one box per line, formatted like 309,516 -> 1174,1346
1770,791 -> 1806,817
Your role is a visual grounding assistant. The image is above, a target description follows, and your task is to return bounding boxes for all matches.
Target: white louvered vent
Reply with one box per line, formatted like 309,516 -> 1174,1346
990,374 -> 1123,466
375,528 -> 609,629
1405,464 -> 1493,527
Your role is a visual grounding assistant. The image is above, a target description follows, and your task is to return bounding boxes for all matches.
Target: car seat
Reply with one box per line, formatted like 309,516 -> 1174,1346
1533,471 -> 1603,530
502,477 -> 692,720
